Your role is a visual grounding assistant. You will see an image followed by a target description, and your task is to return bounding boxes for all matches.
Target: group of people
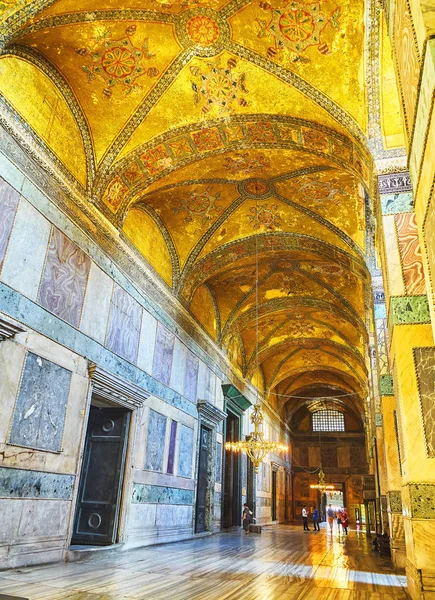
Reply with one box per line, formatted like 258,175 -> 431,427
302,504 -> 349,534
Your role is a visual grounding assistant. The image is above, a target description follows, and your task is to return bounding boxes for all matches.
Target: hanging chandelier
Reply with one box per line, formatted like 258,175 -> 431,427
310,467 -> 335,494
224,197 -> 287,473
225,403 -> 287,473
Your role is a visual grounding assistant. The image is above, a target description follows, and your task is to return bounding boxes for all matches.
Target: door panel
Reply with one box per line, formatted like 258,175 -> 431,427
72,406 -> 130,545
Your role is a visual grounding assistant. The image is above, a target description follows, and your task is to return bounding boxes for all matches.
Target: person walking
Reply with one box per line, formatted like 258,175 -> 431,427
312,506 -> 320,531
337,508 -> 343,534
342,508 -> 349,535
302,505 -> 310,531
327,504 -> 335,533
242,503 -> 252,534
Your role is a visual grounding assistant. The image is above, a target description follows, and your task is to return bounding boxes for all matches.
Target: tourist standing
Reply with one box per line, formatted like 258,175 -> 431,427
302,505 -> 310,531
327,504 -> 335,533
342,508 -> 349,535
312,506 -> 320,531
337,508 -> 343,533
242,503 -> 252,534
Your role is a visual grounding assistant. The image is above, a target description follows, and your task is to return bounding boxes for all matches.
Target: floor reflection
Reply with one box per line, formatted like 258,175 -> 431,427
0,524 -> 407,600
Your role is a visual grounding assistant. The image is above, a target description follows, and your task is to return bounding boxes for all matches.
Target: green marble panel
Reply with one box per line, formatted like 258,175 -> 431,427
387,490 -> 402,513
408,483 -> 435,519
380,374 -> 394,396
132,483 -> 194,505
389,295 -> 431,326
0,466 -> 74,499
380,192 -> 414,215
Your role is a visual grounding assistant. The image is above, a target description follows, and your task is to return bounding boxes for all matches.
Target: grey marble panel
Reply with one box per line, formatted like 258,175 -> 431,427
178,424 -> 194,478
144,409 -> 167,472
0,467 -> 74,499
216,441 -> 222,483
153,323 -> 175,386
184,351 -> 199,402
0,177 -> 19,269
106,285 -> 142,364
9,351 -> 72,452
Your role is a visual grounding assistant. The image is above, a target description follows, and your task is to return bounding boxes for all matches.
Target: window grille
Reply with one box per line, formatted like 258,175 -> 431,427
312,409 -> 345,432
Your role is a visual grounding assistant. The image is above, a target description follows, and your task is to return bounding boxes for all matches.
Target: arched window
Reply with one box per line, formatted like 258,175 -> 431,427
312,409 -> 345,432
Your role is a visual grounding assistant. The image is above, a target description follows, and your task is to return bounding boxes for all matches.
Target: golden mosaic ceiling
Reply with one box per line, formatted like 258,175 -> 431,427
0,0 -> 374,413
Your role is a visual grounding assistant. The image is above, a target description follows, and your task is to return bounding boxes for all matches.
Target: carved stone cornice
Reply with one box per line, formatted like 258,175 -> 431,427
0,313 -> 26,341
197,399 -> 227,428
88,363 -> 149,409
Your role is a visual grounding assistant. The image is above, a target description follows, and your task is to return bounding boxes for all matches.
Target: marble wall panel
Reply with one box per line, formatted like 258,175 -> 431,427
184,351 -> 199,402
106,285 -> 142,364
144,409 -> 167,472
0,177 -> 19,270
170,339 -> 187,395
390,295 -> 431,325
407,483 -> 435,518
380,374 -> 395,395
0,467 -> 74,499
167,420 -> 177,475
137,309 -> 157,375
414,347 -> 435,456
80,263 -> 113,344
132,483 -> 194,505
380,192 -> 414,215
308,446 -> 320,468
216,441 -> 222,483
322,446 -> 338,468
38,228 -> 91,328
1,199 -> 51,300
153,323 -> 175,386
382,215 -> 406,296
177,424 -> 194,478
337,447 -> 351,468
388,490 -> 403,513
395,213 -> 426,295
9,351 -> 72,452
376,317 -> 390,376
155,504 -> 193,527
204,367 -> 213,403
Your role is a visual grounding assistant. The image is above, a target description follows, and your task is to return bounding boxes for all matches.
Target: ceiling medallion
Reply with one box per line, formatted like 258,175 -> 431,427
241,179 -> 273,199
186,15 -> 220,47
176,9 -> 229,57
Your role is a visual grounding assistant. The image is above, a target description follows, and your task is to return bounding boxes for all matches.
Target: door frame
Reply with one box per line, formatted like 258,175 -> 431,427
67,363 -> 149,549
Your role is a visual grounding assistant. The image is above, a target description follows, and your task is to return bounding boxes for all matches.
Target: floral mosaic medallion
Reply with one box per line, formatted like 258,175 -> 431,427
191,59 -> 248,113
256,0 -> 340,62
224,152 -> 271,175
172,188 -> 223,223
76,25 -> 159,98
102,176 -> 128,212
248,202 -> 282,231
288,174 -> 348,205
186,15 -> 220,46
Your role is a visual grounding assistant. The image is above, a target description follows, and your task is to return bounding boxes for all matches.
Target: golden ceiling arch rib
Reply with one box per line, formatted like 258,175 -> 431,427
245,338 -> 367,379
218,264 -> 364,341
0,44 -> 95,190
280,370 -> 360,398
221,296 -> 367,343
99,115 -> 369,216
271,365 -> 366,399
181,232 -> 369,305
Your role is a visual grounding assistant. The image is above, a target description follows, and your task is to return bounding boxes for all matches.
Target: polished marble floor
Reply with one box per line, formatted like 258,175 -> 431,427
0,525 -> 408,600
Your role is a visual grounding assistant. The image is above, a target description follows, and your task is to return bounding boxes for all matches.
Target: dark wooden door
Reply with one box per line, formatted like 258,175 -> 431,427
195,425 -> 211,532
72,406 -> 130,545
271,469 -> 277,521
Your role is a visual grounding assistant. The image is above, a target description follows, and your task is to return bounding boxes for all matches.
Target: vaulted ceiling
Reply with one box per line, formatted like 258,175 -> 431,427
0,0 -> 387,416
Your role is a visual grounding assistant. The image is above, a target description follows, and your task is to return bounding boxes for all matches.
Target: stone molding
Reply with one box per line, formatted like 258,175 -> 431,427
406,483 -> 435,519
88,363 -> 149,409
197,399 -> 227,428
387,490 -> 403,513
0,313 -> 25,341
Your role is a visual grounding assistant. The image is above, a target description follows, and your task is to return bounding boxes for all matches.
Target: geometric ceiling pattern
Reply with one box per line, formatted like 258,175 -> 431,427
0,0 -> 384,419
